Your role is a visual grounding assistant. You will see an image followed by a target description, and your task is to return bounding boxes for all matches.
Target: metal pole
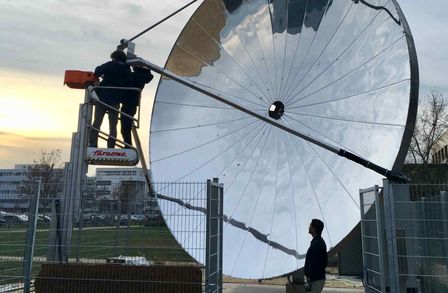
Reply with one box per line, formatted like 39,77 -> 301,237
375,188 -> 387,293
132,127 -> 151,184
115,200 -> 121,256
63,133 -> 79,261
74,88 -> 92,216
55,199 -> 63,262
127,57 -> 405,182
382,180 -> 400,293
205,180 -> 211,292
440,192 -> 448,270
75,197 -> 83,262
127,59 -> 339,154
53,163 -> 69,262
59,139 -> 75,262
217,178 -> 223,293
124,0 -> 199,44
419,196 -> 428,292
46,198 -> 57,261
205,178 -> 223,293
126,189 -> 131,256
62,88 -> 92,261
359,189 -> 368,292
23,181 -> 41,293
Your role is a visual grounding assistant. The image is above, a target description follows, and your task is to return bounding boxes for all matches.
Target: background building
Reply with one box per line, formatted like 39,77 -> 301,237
90,167 -> 156,215
432,133 -> 448,163
0,165 -> 159,217
0,165 -> 29,199
0,164 -> 35,211
94,168 -> 147,199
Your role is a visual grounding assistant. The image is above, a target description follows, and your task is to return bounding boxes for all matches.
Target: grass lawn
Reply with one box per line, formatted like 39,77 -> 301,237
0,225 -> 194,262
0,225 -> 201,286
71,226 -> 196,262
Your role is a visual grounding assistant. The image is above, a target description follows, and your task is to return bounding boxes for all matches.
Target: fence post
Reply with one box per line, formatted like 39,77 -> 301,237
115,200 -> 121,256
205,178 -> 223,293
75,197 -> 84,262
382,180 -> 400,293
47,161 -> 70,263
126,199 -> 131,257
375,187 -> 387,293
359,189 -> 367,292
218,179 -> 223,291
23,180 -> 41,293
47,199 -> 57,261
441,192 -> 448,271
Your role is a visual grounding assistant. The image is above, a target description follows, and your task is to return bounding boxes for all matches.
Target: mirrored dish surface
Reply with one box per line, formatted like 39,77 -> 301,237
150,0 -> 418,278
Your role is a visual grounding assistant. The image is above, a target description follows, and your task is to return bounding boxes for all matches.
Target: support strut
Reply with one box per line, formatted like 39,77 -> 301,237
127,57 -> 408,183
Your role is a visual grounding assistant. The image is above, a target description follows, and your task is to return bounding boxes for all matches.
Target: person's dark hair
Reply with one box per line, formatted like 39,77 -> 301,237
311,219 -> 324,236
110,50 -> 127,63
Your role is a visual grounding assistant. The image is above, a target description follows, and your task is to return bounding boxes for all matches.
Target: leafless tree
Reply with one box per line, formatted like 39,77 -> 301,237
407,91 -> 448,164
18,149 -> 64,199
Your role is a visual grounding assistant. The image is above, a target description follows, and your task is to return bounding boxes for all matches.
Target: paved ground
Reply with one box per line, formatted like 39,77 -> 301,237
223,283 -> 364,292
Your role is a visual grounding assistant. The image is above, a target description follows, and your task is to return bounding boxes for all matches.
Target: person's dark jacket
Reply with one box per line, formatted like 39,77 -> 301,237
94,61 -> 131,105
120,67 -> 153,146
122,67 -> 153,108
304,235 -> 327,282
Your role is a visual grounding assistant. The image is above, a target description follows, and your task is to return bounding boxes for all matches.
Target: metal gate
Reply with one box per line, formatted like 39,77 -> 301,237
360,180 -> 448,293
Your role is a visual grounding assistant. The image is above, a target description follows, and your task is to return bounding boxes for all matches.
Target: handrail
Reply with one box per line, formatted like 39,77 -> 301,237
89,86 -> 142,129
86,85 -> 143,151
87,125 -> 134,149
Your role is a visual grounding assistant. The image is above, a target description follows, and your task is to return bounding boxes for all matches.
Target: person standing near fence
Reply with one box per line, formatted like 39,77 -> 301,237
89,50 -> 131,148
304,219 -> 327,293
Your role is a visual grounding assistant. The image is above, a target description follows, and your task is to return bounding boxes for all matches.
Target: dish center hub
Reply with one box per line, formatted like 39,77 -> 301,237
268,101 -> 285,120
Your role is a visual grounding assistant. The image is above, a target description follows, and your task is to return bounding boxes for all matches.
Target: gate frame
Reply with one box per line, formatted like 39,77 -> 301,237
205,178 -> 223,293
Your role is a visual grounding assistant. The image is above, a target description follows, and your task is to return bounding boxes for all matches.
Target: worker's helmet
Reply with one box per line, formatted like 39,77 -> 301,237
110,50 -> 127,63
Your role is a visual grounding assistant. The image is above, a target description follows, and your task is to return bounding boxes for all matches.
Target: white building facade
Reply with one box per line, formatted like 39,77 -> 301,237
92,167 -> 154,215
94,167 -> 147,199
0,165 -> 157,215
0,165 -> 33,199
0,165 -> 33,210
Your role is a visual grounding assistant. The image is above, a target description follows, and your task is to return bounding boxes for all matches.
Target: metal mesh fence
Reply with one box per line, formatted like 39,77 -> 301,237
361,182 -> 448,293
0,199 -> 31,292
153,182 -> 208,265
0,180 -> 221,293
393,184 -> 448,293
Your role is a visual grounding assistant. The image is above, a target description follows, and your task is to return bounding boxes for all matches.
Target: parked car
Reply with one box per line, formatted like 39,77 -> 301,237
16,213 -> 28,222
1,213 -> 27,225
37,214 -> 51,222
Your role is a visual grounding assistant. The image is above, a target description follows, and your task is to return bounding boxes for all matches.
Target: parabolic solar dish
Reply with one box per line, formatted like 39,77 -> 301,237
150,0 -> 418,278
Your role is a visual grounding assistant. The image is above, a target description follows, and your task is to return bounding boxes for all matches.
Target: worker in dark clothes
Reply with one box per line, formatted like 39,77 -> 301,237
89,50 -> 131,148
120,66 -> 153,147
304,219 -> 327,293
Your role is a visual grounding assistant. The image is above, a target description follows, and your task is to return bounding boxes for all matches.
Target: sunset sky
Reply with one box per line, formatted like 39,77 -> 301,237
0,0 -> 447,169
